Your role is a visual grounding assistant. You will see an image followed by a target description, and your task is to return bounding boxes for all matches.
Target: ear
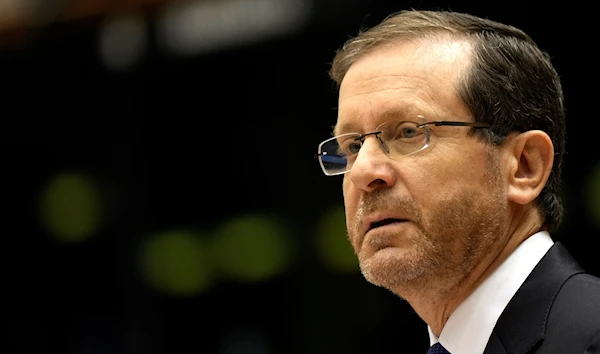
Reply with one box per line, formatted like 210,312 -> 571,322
506,130 -> 554,205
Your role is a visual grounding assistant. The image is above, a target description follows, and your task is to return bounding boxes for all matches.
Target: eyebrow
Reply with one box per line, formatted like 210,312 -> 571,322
332,105 -> 424,137
331,122 -> 352,137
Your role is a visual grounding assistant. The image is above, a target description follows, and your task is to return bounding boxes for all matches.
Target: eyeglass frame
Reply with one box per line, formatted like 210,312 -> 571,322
315,116 -> 491,176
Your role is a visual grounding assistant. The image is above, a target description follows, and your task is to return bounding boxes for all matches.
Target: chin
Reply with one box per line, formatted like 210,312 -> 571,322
358,245 -> 435,289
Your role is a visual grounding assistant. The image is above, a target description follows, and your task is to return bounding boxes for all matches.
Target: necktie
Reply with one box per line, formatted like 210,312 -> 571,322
427,342 -> 450,354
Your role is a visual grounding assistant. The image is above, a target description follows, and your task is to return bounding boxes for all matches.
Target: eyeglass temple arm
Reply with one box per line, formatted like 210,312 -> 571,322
425,121 -> 491,128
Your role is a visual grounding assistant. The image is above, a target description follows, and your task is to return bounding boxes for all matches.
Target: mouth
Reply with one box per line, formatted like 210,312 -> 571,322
369,218 -> 407,231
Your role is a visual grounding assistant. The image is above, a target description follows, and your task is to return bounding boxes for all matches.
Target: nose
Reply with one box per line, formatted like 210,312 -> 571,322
348,136 -> 397,192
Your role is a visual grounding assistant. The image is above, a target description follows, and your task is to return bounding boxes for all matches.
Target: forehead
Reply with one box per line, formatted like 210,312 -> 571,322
334,39 -> 472,135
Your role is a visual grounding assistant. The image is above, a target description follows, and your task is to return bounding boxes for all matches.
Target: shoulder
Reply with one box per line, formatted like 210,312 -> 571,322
541,272 -> 600,352
550,273 -> 600,322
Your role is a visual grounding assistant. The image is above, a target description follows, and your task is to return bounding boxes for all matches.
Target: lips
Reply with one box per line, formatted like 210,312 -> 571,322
358,216 -> 410,251
370,218 -> 406,230
363,215 -> 409,236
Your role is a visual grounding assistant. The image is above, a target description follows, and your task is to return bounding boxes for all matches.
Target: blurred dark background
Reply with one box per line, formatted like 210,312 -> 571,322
2,0 -> 598,353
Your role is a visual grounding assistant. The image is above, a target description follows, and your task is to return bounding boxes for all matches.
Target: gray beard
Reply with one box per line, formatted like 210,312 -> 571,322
349,179 -> 505,298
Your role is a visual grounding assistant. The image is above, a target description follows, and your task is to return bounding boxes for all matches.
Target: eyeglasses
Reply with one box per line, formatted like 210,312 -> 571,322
316,115 -> 491,176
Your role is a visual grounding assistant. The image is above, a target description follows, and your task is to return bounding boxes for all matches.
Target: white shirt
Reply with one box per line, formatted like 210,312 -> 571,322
427,231 -> 554,354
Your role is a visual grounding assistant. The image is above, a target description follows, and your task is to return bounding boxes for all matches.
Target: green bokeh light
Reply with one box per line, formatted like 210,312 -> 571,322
138,229 -> 212,297
39,172 -> 102,243
211,214 -> 291,283
314,204 -> 358,273
218,329 -> 270,354
585,162 -> 600,229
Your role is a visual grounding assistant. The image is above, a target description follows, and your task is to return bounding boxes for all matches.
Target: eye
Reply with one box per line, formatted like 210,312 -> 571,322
400,126 -> 417,138
392,121 -> 422,139
339,140 -> 361,155
348,141 -> 361,154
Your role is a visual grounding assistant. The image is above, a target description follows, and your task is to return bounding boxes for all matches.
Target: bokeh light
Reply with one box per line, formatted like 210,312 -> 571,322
211,213 -> 292,283
39,171 -> 102,243
314,204 -> 358,273
138,229 -> 212,297
98,12 -> 148,72
218,328 -> 271,354
585,162 -> 600,229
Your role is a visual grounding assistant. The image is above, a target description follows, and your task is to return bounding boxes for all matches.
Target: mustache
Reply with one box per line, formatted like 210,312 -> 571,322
353,189 -> 422,233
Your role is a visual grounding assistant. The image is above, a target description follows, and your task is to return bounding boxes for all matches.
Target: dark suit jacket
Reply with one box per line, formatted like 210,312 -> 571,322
483,242 -> 600,354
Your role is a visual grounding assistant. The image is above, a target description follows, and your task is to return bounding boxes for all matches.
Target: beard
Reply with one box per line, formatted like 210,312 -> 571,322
348,163 -> 506,297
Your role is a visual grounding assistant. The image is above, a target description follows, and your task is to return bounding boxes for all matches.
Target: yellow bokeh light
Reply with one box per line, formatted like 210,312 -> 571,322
314,204 -> 358,273
211,214 -> 291,283
39,172 -> 102,243
585,162 -> 600,229
138,229 -> 212,297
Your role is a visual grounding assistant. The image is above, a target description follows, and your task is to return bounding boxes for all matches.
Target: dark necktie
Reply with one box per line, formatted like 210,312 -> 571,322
427,342 -> 450,354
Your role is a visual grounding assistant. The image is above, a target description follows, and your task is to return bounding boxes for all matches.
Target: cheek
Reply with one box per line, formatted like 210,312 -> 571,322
342,176 -> 354,203
342,179 -> 359,234
399,157 -> 490,222
412,149 -> 488,189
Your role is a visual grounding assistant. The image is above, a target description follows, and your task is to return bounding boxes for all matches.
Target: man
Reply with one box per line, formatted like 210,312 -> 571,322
315,9 -> 600,354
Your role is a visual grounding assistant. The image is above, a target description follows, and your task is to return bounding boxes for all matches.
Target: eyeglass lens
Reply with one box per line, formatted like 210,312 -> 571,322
319,119 -> 429,175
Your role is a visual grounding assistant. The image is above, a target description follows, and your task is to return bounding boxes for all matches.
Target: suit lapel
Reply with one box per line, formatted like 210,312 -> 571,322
484,332 -> 508,354
484,243 -> 584,354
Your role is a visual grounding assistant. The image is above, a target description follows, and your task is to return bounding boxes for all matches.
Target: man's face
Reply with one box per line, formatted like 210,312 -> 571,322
338,39 -> 510,294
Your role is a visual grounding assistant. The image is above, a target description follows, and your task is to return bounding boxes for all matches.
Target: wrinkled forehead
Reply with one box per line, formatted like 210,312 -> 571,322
339,38 -> 472,91
333,39 -> 473,136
